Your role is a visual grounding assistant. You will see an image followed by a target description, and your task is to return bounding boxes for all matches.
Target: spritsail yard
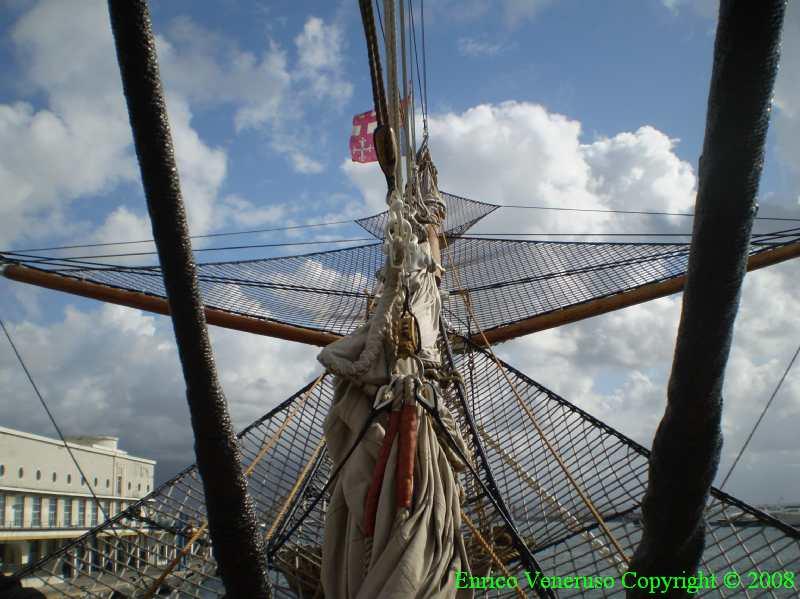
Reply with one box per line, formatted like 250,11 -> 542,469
1,0 -> 800,598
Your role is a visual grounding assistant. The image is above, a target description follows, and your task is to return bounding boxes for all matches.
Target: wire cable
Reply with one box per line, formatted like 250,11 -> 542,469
420,0 -> 428,137
408,0 -> 426,126
4,203 -> 798,256
5,219 -> 355,254
0,315 -> 119,534
501,204 -> 800,221
375,0 -> 386,44
465,232 -> 696,237
719,342 -> 800,490
464,230 -> 800,238
2,238 -> 375,263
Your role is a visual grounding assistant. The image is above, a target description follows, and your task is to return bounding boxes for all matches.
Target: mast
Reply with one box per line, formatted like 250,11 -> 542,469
106,2 -> 271,596
628,1 -> 786,594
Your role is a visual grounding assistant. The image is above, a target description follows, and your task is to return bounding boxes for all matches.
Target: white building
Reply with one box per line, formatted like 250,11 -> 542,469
0,426 -> 156,575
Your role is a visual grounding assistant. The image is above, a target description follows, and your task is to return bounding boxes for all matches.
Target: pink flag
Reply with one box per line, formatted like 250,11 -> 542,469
349,110 -> 378,163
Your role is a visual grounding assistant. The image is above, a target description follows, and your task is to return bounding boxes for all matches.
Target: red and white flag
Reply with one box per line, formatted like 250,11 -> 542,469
349,109 -> 378,163
349,96 -> 411,163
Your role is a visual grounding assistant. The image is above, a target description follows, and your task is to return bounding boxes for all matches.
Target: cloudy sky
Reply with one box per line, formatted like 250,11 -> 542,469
1,0 -> 798,506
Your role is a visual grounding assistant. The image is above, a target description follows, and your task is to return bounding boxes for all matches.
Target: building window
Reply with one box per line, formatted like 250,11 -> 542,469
105,479 -> 110,489
80,477 -> 85,487
90,501 -> 98,526
93,477 -> 98,488
146,485 -> 150,493
0,494 -> 5,525
116,476 -> 122,495
31,496 -> 42,527
63,498 -> 72,527
137,483 -> 141,492
77,500 -> 86,527
18,467 -> 24,479
12,495 -> 24,527
52,472 -> 57,483
36,470 -> 41,481
0,464 -> 5,477
127,482 -> 131,491
48,497 -> 58,527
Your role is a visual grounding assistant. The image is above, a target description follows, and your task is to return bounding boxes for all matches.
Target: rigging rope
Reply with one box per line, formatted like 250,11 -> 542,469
501,204 -> 800,221
0,315 -> 119,537
359,0 -> 388,127
143,373 -> 327,598
466,232 -> 696,237
263,437 -> 326,543
441,235 -> 632,566
3,220 -> 356,254
719,342 -> 800,489
1,238 -> 375,262
10,227 -> 795,266
374,0 -> 386,47
461,511 -> 527,599
408,0 -> 427,135
478,424 -> 626,573
4,205 -> 797,257
420,0 -> 429,139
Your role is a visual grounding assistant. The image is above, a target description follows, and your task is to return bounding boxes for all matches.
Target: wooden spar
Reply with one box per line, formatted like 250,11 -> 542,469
472,240 -> 800,346
4,238 -> 799,348
0,263 -> 339,347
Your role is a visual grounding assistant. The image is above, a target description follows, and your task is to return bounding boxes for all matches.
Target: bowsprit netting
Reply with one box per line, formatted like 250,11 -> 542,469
16,343 -> 800,598
3,230 -> 799,341
355,191 -> 500,238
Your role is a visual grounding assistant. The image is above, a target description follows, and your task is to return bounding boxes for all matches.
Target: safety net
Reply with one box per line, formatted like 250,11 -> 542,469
3,231 -> 799,343
14,341 -> 800,598
355,191 -> 500,239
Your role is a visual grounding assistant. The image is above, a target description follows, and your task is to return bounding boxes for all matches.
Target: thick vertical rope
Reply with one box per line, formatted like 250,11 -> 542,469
107,3 -> 270,596
143,374 -> 326,598
358,0 -> 388,126
629,2 -> 786,594
359,0 -> 400,190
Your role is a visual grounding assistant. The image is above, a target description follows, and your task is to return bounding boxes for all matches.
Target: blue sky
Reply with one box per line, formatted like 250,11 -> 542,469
1,0 -> 799,505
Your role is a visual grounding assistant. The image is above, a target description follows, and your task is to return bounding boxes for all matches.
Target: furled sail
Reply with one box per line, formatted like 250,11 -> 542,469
315,140 -> 475,596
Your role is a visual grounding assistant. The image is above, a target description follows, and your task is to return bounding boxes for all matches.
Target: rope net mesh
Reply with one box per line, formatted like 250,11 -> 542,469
355,191 -> 500,239
5,233 -> 798,342
15,344 -> 799,598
